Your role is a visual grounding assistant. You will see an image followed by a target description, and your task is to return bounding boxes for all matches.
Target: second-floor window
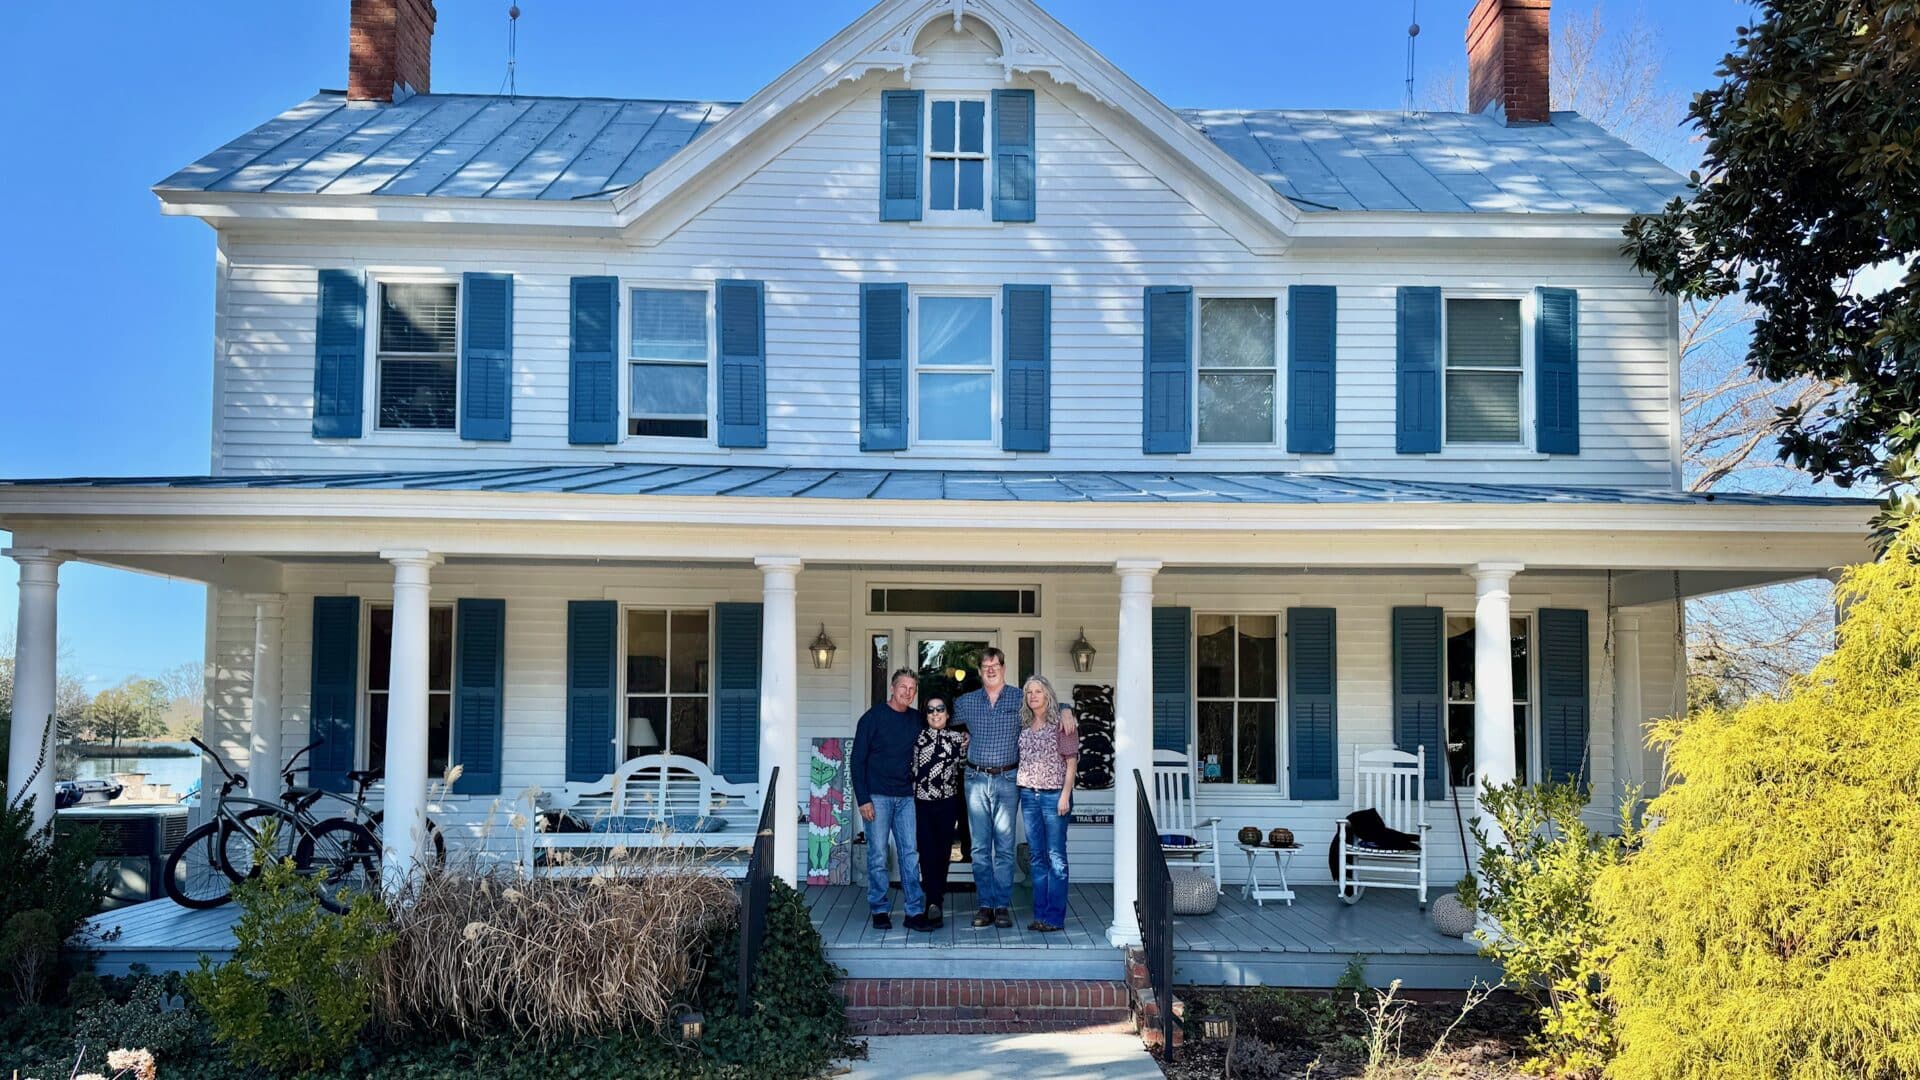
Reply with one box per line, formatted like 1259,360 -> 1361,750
915,294 -> 995,443
927,97 -> 988,218
1444,298 -> 1525,446
377,281 -> 459,431
1197,297 -> 1277,445
366,603 -> 453,774
629,287 -> 710,439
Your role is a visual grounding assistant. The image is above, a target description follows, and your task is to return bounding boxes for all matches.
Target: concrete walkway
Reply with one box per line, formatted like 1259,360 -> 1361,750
844,1033 -> 1161,1080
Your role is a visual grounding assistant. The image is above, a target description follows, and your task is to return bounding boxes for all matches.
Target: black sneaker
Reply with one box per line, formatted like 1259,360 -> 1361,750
871,912 -> 892,931
925,902 -> 943,923
994,907 -> 1013,929
904,913 -> 935,933
971,908 -> 995,928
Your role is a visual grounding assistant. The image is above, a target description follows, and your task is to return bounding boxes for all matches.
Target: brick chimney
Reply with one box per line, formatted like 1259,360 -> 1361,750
1466,0 -> 1550,125
348,0 -> 437,103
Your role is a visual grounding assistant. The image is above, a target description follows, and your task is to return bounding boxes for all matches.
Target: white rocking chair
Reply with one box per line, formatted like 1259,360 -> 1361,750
1335,747 -> 1432,907
1152,748 -> 1223,894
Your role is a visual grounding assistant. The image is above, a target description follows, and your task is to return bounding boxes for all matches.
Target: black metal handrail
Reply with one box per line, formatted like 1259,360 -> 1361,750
1134,769 -> 1175,1062
737,766 -> 779,1016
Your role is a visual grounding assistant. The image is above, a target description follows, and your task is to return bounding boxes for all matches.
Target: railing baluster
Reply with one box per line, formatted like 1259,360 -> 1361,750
737,765 -> 780,1016
1134,770 -> 1176,1063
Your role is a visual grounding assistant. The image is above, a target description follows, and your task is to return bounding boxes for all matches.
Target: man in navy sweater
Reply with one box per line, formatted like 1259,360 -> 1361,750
852,668 -> 933,931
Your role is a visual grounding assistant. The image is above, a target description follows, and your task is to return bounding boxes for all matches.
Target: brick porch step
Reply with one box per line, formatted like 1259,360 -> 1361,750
837,978 -> 1135,1036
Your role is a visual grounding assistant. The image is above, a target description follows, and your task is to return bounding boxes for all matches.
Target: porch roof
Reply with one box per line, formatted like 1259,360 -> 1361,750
0,465 -> 1874,508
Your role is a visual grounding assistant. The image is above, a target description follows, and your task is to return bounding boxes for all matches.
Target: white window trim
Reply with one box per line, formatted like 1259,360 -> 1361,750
909,287 -> 1001,449
1192,292 -> 1284,449
364,274 -> 464,440
618,605 -> 717,765
1442,610 -> 1538,789
1192,612 -> 1289,796
357,600 -> 456,773
619,279 -> 717,448
922,93 -> 993,226
1440,290 -> 1534,453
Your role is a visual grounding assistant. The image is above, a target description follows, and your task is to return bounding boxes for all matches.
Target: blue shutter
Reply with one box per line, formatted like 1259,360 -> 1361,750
1395,286 -> 1442,454
451,599 -> 505,795
860,283 -> 909,451
460,272 -> 513,442
880,90 -> 923,221
1287,285 -> 1337,454
992,89 -> 1036,222
1539,608 -> 1591,789
1535,287 -> 1580,454
308,596 -> 360,792
1142,286 -> 1192,454
716,280 -> 767,448
1001,284 -> 1050,451
568,276 -> 619,445
1391,606 -> 1445,794
1287,607 -> 1338,800
713,602 -> 763,784
1151,606 -> 1190,753
313,270 -> 365,439
565,600 -> 617,783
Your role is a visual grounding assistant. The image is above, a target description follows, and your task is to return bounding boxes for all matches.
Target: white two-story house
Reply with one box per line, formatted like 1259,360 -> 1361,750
1,0 -> 1871,967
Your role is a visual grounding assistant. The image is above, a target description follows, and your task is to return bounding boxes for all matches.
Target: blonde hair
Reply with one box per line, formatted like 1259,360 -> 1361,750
1019,675 -> 1062,729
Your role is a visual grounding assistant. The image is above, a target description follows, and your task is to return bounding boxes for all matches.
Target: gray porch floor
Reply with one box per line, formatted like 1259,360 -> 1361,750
76,882 -> 1497,988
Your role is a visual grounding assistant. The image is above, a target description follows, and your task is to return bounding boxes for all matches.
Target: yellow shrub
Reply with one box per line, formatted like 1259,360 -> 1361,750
1595,528 -> 1920,1079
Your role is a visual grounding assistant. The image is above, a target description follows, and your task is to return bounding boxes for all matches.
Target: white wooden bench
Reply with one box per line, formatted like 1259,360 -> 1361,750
520,753 -> 764,878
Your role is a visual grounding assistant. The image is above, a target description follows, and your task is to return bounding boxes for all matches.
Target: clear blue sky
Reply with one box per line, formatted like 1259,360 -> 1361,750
0,1 -> 1758,687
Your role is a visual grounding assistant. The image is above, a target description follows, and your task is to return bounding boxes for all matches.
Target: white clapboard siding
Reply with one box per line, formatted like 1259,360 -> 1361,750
209,29 -> 1676,487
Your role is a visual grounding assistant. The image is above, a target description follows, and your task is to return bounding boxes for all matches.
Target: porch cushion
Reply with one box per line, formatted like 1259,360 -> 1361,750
588,814 -> 729,834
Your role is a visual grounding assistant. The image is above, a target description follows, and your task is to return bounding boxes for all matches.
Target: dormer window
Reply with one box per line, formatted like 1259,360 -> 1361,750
927,97 -> 988,218
880,89 -> 1034,224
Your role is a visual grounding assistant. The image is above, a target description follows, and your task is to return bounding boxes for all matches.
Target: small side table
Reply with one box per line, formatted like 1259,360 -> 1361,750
1236,842 -> 1302,906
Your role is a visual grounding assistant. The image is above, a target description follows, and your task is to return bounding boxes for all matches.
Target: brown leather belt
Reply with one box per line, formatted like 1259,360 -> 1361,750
967,761 -> 1018,776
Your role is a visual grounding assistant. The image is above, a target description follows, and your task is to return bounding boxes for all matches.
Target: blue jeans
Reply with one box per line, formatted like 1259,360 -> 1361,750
965,769 -> 1018,910
1019,786 -> 1071,927
863,794 -> 924,915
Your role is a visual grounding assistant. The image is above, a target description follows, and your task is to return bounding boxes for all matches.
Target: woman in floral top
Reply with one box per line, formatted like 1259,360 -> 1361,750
1016,675 -> 1078,932
911,696 -> 968,924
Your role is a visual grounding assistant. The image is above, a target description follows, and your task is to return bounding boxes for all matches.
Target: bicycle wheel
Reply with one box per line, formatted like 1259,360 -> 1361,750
370,810 -> 447,866
162,822 -> 234,910
220,808 -> 301,882
296,817 -> 381,914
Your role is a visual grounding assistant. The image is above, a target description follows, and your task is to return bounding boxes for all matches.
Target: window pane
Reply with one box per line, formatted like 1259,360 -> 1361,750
1446,371 -> 1522,444
958,100 -> 985,153
630,289 -> 706,361
1018,636 -> 1036,687
427,607 -> 453,692
368,606 -> 393,692
929,158 -> 955,211
919,297 -> 992,366
626,610 -> 667,694
931,100 -> 956,153
874,588 -> 1028,615
1236,702 -> 1277,784
1446,616 -> 1474,702
1446,299 -> 1522,368
869,634 -> 890,709
427,694 -> 450,777
1198,373 -> 1274,444
669,698 -> 709,763
378,357 -> 457,430
917,373 -> 992,441
1194,614 -> 1234,698
957,159 -> 984,211
379,282 -> 457,354
1199,298 -> 1275,368
626,696 -> 666,760
629,417 -> 706,438
669,610 -> 709,694
1514,703 -> 1530,786
1510,617 -> 1530,701
631,362 -> 707,417
1197,701 -> 1232,783
1446,702 -> 1474,787
1237,615 -> 1278,699
368,693 -> 389,769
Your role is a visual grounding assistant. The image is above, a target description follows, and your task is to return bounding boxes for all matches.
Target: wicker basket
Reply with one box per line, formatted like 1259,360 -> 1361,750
1170,866 -> 1219,915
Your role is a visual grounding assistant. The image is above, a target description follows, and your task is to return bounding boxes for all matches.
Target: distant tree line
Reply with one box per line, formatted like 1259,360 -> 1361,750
0,638 -> 203,780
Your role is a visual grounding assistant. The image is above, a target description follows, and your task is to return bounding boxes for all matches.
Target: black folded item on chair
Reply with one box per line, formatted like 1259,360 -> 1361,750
541,809 -> 593,834
1327,807 -> 1422,884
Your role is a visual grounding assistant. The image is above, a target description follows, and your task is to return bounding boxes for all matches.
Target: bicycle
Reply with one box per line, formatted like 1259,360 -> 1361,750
271,739 -> 447,869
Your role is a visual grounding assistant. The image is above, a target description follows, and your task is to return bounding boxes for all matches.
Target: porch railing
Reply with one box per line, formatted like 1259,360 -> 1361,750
736,766 -> 779,1016
1134,769 -> 1175,1062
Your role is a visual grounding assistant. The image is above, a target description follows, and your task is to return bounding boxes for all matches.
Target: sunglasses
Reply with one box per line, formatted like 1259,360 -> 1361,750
927,705 -> 948,713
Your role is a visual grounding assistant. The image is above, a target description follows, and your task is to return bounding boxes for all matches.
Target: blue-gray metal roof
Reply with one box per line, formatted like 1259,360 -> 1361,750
0,466 -> 1870,507
1178,109 -> 1688,214
156,91 -> 1689,215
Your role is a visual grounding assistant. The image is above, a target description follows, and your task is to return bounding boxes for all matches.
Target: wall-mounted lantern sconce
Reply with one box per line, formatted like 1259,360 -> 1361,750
1070,627 -> 1097,673
810,624 -> 838,670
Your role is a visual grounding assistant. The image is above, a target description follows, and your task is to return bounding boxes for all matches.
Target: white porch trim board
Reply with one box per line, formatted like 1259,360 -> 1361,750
4,548 -> 62,832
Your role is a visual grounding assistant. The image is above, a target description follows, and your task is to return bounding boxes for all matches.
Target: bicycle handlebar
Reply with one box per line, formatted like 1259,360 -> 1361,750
190,736 -> 246,787
280,739 -> 325,781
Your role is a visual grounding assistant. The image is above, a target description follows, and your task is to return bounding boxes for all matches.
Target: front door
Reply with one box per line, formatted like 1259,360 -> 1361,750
907,631 -> 1003,889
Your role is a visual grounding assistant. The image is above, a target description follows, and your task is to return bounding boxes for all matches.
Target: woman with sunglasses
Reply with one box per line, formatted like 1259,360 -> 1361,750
910,696 -> 968,926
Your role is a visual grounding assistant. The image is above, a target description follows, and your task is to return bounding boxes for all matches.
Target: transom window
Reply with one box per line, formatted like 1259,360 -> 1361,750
624,609 -> 712,764
914,295 -> 995,443
1197,298 -> 1277,445
927,97 -> 988,214
1444,615 -> 1532,787
1194,614 -> 1279,786
366,604 -> 453,775
376,281 -> 459,431
629,288 -> 710,439
1444,298 -> 1525,445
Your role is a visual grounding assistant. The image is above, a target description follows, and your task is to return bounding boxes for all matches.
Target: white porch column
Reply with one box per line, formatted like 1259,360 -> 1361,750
1470,562 -> 1523,848
5,548 -> 63,833
247,595 -> 287,802
756,557 -> 802,885
1108,558 -> 1161,947
1612,614 -> 1652,802
380,550 -> 440,891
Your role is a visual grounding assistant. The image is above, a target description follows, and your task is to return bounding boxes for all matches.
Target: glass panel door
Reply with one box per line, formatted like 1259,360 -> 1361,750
908,630 -> 1001,888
